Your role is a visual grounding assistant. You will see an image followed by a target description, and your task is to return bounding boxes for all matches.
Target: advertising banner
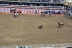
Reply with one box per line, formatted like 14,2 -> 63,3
24,9 -> 27,13
16,9 -> 22,11
33,9 -> 36,14
36,9 -> 39,14
27,9 -> 31,13
22,9 -> 24,13
34,9 -> 39,14
30,9 -> 34,13
0,8 -> 4,12
38,9 -> 42,14
21,9 -> 27,14
28,9 -> 34,14
5,8 -> 10,12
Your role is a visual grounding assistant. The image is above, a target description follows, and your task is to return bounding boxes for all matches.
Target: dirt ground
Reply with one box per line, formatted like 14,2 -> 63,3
0,14 -> 72,46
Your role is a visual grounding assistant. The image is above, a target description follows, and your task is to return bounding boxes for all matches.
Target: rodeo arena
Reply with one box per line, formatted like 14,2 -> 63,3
0,0 -> 72,48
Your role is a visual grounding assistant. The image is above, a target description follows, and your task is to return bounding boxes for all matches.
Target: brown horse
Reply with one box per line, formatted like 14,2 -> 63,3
17,10 -> 22,14
11,9 -> 21,14
10,9 -> 16,12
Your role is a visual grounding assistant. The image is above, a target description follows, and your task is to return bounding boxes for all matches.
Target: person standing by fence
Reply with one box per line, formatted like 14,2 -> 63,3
14,13 -> 17,18
44,12 -> 46,17
41,11 -> 46,17
41,11 -> 43,17
49,11 -> 52,16
17,13 -> 18,17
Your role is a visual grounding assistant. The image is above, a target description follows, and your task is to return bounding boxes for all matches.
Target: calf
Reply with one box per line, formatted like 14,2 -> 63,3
58,22 -> 64,27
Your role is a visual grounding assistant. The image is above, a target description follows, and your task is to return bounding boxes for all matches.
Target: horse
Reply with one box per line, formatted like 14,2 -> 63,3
38,25 -> 43,29
41,12 -> 46,17
10,9 -> 16,13
58,22 -> 64,28
17,10 -> 21,14
11,9 -> 21,15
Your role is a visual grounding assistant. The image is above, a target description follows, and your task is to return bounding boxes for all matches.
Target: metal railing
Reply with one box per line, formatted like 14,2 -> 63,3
0,43 -> 72,48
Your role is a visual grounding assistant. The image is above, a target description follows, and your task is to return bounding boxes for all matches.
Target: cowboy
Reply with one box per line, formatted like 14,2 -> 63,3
38,25 -> 43,29
41,12 -> 43,17
17,13 -> 18,17
43,12 -> 46,17
14,13 -> 17,17
50,11 -> 52,16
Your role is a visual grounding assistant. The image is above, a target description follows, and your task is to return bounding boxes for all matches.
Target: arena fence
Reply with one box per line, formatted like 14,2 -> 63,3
0,43 -> 72,48
0,6 -> 66,15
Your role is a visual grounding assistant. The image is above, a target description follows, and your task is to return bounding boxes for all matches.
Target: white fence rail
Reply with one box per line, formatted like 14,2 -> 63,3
0,43 -> 72,48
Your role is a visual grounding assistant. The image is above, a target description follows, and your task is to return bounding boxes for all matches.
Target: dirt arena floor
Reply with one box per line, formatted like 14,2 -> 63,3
0,14 -> 72,46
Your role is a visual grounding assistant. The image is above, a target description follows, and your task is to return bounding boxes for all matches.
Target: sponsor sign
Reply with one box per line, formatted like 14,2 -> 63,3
0,8 -> 4,12
5,8 -> 10,12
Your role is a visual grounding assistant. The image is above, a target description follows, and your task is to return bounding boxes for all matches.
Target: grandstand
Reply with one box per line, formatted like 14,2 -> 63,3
64,0 -> 72,6
0,0 -> 64,6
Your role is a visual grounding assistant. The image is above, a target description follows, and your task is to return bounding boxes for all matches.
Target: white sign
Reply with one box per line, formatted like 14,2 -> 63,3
33,9 -> 36,13
27,9 -> 30,13
29,9 -> 33,13
27,9 -> 34,13
38,9 -> 42,14
22,9 -> 24,13
24,9 -> 27,13
16,9 -> 21,11
22,9 -> 28,14
0,8 -> 4,12
5,8 -> 10,12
